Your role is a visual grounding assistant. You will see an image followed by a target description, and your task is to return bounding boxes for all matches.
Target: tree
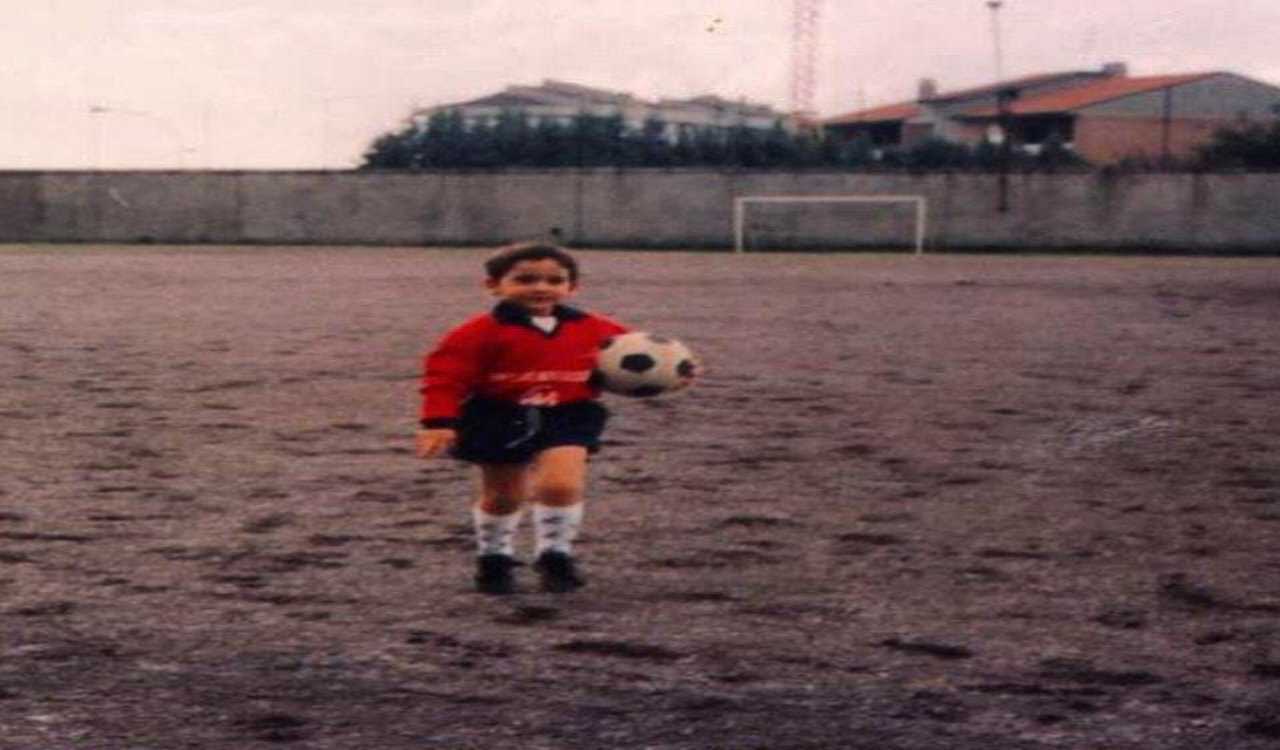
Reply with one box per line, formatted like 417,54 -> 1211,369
1036,133 -> 1088,170
835,135 -> 876,168
816,130 -> 843,167
727,125 -> 764,168
671,126 -> 698,166
569,112 -> 625,166
363,109 -> 1106,172
528,118 -> 572,166
904,138 -> 973,169
1197,119 -> 1280,169
972,139 -> 1000,170
421,110 -> 467,167
492,109 -> 533,165
636,117 -> 673,167
463,118 -> 501,167
362,126 -> 416,169
692,127 -> 728,166
761,120 -> 798,167
790,129 -> 825,167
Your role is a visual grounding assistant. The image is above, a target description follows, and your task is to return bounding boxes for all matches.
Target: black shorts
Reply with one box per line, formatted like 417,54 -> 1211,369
450,397 -> 609,465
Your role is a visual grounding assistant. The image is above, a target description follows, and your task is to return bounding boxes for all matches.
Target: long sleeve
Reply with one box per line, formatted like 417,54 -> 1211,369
419,319 -> 489,427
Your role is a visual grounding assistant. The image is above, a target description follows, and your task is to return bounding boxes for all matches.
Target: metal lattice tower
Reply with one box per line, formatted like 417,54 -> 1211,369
790,0 -> 823,121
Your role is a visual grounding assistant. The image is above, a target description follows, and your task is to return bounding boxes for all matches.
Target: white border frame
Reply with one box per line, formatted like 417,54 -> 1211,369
733,194 -> 928,255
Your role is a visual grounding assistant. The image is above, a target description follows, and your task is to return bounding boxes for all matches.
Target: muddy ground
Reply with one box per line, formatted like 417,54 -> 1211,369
2,245 -> 1279,749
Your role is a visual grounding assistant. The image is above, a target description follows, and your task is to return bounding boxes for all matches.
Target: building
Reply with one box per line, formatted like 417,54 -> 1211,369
411,79 -> 793,139
824,63 -> 1280,163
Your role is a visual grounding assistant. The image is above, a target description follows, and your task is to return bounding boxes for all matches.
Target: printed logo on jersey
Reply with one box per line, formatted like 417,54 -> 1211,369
487,370 -> 591,384
517,386 -> 560,406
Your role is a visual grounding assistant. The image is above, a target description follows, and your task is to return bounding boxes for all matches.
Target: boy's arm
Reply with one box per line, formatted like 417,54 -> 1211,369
420,318 -> 489,429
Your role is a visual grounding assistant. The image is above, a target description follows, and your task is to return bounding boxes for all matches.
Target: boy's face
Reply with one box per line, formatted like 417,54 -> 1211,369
486,258 -> 577,316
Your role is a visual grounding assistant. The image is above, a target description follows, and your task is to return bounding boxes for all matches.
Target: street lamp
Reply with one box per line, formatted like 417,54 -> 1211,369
986,2 -> 1013,213
995,87 -> 1018,213
88,105 -> 108,168
986,1 -> 1005,83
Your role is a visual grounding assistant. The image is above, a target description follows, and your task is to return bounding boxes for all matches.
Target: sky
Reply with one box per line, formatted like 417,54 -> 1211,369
4,0 -> 1279,170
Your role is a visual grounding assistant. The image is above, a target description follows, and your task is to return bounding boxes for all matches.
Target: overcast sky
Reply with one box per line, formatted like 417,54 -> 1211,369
5,0 -> 1278,169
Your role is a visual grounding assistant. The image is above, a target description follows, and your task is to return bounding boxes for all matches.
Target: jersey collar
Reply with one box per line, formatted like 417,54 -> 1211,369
492,300 -> 586,325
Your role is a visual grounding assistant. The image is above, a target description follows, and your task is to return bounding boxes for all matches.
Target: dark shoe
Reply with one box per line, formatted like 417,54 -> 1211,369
534,550 -> 585,593
475,554 -> 519,595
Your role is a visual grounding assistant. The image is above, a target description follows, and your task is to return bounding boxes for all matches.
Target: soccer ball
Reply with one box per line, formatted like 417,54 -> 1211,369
593,332 -> 700,398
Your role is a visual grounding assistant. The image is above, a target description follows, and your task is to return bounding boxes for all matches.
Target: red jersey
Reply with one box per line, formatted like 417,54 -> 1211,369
420,302 -> 628,427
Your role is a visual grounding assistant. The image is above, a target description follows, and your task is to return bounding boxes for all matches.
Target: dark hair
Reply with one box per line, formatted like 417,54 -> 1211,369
484,241 -> 579,284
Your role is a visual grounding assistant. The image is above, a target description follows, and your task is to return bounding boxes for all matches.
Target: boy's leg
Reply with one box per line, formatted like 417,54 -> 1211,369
529,446 -> 589,591
530,445 -> 588,550
476,462 -> 528,516
472,463 -> 530,594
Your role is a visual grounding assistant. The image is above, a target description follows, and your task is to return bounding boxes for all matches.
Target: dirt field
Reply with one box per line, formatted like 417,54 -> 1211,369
2,244 -> 1280,749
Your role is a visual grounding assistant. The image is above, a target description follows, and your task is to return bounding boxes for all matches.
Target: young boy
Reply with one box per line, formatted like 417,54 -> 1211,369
416,242 -> 628,594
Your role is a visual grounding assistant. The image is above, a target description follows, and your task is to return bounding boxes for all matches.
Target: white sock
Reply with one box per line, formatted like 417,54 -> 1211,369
473,507 -> 523,557
533,503 -> 584,557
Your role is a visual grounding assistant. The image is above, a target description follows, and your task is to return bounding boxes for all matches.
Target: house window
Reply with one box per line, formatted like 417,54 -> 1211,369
868,122 -> 903,147
1016,115 -> 1074,146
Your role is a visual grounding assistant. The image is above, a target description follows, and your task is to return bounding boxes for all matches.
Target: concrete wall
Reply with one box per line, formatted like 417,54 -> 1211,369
0,169 -> 1277,252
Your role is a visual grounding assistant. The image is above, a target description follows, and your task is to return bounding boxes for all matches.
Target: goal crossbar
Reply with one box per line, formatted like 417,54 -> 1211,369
733,194 -> 928,255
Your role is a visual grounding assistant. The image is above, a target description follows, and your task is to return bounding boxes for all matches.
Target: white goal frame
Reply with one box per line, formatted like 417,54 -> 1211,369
733,195 -> 928,255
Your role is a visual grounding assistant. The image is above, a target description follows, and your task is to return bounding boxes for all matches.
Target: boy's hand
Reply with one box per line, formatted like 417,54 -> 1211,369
416,428 -> 457,459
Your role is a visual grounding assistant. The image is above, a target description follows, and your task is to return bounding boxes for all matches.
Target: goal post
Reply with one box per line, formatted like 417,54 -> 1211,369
733,195 -> 928,255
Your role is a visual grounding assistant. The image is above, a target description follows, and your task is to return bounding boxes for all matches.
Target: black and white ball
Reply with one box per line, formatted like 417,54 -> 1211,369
594,332 -> 701,398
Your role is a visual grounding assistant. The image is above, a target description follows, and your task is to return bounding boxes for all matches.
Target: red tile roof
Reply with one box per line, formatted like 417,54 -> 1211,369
923,71 -> 1101,103
824,70 -> 1104,124
823,71 -> 1225,125
960,73 -> 1219,117
824,101 -> 920,125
